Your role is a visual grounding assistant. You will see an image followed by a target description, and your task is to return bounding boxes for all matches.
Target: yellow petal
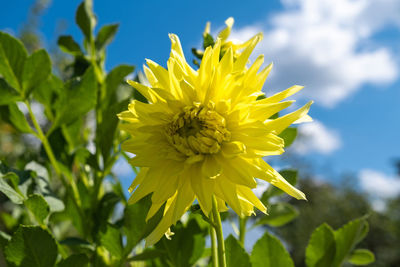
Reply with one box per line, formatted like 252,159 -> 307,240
261,85 -> 304,104
201,155 -> 222,179
265,101 -> 313,135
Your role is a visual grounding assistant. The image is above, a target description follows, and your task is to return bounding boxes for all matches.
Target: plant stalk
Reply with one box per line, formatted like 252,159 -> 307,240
239,216 -> 248,246
212,195 -> 226,267
210,218 -> 218,267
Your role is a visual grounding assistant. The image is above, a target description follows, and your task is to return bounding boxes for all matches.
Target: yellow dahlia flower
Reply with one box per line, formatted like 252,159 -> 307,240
204,17 -> 255,59
119,32 -> 312,246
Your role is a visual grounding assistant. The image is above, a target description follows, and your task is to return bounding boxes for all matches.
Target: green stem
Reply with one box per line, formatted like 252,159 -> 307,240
239,217 -> 248,246
25,100 -> 60,176
25,100 -> 82,208
212,195 -> 226,267
210,219 -> 218,267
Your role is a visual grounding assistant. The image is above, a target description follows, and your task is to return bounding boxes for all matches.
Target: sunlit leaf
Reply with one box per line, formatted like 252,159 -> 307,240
0,32 -> 27,90
24,194 -> 50,224
332,216 -> 370,266
0,173 -> 25,204
225,235 -> 251,267
348,249 -> 375,266
305,223 -> 336,267
251,231 -> 294,267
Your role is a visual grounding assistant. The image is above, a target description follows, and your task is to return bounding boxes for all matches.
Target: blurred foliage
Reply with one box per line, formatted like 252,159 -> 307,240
276,175 -> 400,267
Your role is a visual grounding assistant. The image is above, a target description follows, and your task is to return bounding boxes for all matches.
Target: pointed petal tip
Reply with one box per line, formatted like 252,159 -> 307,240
225,17 -> 234,27
126,79 -> 135,86
255,32 -> 264,42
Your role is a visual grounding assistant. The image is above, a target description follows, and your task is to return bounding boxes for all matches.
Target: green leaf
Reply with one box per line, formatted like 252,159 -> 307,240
57,35 -> 83,56
57,254 -> 89,267
348,249 -> 375,266
305,223 -> 336,267
53,67 -> 97,129
24,161 -> 65,212
24,194 -> 50,224
8,103 -> 33,134
99,223 -> 123,258
203,33 -> 215,49
75,0 -> 96,41
155,218 -> 206,266
0,230 -> 11,250
95,24 -> 119,51
279,127 -> 297,147
61,118 -> 83,152
44,196 -> 65,213
225,235 -> 251,267
251,231 -> 294,267
332,216 -> 369,267
97,99 -> 129,163
0,32 -> 28,90
0,78 -> 21,105
22,49 -> 51,97
4,225 -> 58,267
33,74 -> 62,120
1,213 -> 18,230
102,64 -> 134,109
0,172 -> 25,204
123,195 -> 153,252
256,203 -> 299,227
256,94 -> 266,100
95,192 -> 121,228
262,169 -> 298,201
59,237 -> 94,252
128,249 -> 166,262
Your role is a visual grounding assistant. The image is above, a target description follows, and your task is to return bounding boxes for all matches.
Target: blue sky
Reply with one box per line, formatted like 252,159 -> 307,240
2,0 -> 400,198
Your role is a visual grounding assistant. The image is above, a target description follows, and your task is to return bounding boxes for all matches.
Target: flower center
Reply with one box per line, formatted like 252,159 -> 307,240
166,103 -> 231,156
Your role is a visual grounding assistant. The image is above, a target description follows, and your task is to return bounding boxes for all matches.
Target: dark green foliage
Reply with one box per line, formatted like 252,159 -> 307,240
21,49 -> 51,97
4,226 -> 58,267
57,254 -> 89,267
95,24 -> 119,51
57,35 -> 83,56
52,66 -> 97,129
154,215 -> 207,267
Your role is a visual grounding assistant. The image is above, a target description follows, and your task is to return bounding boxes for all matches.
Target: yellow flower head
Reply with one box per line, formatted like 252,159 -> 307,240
119,32 -> 312,246
204,17 -> 257,59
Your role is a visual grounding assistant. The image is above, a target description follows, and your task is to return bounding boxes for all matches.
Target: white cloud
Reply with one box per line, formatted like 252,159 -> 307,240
359,169 -> 400,199
291,120 -> 341,155
230,0 -> 399,107
112,157 -> 134,177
